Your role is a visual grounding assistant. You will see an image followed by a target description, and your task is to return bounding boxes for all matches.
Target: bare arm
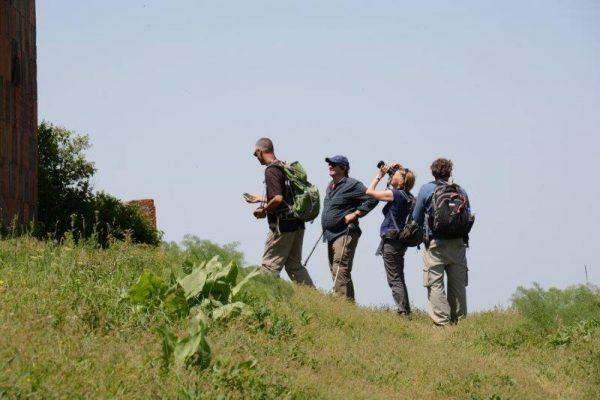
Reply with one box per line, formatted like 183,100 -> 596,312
263,194 -> 283,213
254,194 -> 283,219
366,168 -> 394,202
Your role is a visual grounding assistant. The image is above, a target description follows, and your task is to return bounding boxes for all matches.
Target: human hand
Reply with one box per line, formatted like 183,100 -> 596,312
244,193 -> 263,204
253,207 -> 267,219
344,211 -> 359,225
377,165 -> 388,180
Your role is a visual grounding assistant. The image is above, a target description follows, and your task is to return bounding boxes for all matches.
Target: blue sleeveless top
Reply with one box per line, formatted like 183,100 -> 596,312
380,189 -> 411,237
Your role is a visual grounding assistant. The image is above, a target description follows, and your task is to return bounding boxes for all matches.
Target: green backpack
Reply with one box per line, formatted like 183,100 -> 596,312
271,161 -> 320,222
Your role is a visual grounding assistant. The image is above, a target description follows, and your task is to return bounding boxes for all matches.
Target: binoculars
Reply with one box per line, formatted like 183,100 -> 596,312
376,161 -> 400,177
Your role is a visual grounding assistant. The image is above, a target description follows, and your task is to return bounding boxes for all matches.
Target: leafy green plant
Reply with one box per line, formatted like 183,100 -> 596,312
547,318 -> 600,346
126,271 -> 188,317
127,271 -> 169,308
127,256 -> 260,370
173,309 -> 211,369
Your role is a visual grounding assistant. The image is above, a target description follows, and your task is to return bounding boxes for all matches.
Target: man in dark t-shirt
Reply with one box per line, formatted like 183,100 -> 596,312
264,165 -> 305,233
245,138 -> 314,286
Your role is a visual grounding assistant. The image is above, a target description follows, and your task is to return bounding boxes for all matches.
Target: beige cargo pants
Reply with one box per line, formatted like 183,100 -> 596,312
261,229 -> 315,287
327,230 -> 360,301
423,238 -> 468,325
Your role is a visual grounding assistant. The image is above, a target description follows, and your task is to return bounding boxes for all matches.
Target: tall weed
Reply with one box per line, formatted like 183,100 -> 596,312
179,235 -> 244,267
511,283 -> 600,332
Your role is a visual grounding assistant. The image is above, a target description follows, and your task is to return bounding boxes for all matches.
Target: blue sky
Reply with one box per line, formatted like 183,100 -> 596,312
37,1 -> 600,310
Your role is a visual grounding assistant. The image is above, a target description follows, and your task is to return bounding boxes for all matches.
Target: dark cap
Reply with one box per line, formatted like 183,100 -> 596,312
325,155 -> 350,169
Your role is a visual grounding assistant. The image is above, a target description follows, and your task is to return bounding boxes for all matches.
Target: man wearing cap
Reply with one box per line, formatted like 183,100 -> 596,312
322,155 -> 379,300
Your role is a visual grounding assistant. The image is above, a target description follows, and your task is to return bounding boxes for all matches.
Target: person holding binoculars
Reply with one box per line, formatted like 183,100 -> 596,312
366,161 -> 416,315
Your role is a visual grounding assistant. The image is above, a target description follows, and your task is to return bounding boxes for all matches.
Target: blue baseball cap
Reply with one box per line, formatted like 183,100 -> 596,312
325,155 -> 350,169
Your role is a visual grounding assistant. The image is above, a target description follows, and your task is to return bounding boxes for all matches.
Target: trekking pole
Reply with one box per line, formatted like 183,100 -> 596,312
302,230 -> 324,267
332,227 -> 351,291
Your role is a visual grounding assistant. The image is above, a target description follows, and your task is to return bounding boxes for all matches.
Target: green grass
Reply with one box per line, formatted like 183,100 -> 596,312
0,237 -> 598,399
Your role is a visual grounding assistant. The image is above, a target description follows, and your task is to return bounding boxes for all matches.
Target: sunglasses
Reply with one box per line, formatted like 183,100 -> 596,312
253,149 -> 260,157
328,163 -> 346,169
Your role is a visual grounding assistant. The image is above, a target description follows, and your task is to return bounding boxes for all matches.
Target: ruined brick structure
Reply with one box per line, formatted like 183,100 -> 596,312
0,0 -> 37,227
127,199 -> 157,229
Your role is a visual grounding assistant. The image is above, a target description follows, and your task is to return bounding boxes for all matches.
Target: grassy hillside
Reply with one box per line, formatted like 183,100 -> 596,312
0,237 -> 598,399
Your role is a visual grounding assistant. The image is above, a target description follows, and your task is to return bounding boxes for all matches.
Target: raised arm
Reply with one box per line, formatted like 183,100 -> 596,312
366,167 -> 394,202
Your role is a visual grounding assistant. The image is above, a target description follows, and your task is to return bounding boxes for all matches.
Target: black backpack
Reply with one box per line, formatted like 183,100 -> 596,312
428,181 -> 471,239
393,191 -> 423,247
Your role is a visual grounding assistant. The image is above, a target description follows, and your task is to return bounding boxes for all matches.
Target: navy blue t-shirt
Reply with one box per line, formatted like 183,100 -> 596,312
380,189 -> 411,237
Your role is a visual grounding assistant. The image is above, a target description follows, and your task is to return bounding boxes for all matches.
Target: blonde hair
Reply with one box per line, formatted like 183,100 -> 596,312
401,168 -> 416,192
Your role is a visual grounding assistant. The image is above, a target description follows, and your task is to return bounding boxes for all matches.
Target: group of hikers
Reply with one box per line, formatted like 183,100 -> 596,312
245,137 -> 474,327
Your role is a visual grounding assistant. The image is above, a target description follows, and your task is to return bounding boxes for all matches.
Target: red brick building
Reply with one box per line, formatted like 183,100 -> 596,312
0,0 -> 37,228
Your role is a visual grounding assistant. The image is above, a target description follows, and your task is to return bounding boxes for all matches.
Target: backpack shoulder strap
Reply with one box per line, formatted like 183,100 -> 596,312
268,159 -> 286,170
388,189 -> 414,230
397,189 -> 415,208
265,160 -> 294,212
429,181 -> 444,201
397,188 -> 409,201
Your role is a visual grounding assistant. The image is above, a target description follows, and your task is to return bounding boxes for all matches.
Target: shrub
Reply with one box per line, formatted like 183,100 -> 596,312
37,121 -> 96,236
88,192 -> 161,246
511,283 -> 600,332
180,235 -> 245,267
36,121 -> 160,246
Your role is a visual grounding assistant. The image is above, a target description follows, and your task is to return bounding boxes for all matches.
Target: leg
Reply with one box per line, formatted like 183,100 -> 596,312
445,239 -> 468,322
345,234 -> 357,300
283,229 -> 315,287
261,230 -> 293,276
423,242 -> 450,325
330,231 -> 360,301
381,240 -> 410,313
328,236 -> 340,289
328,239 -> 335,278
397,245 -> 410,313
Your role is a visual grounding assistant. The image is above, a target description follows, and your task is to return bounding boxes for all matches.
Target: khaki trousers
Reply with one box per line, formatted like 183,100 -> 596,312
423,238 -> 468,325
261,229 -> 314,287
327,230 -> 360,300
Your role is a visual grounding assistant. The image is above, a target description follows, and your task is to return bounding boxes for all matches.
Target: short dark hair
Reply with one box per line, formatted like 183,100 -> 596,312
255,137 -> 274,153
430,158 -> 453,180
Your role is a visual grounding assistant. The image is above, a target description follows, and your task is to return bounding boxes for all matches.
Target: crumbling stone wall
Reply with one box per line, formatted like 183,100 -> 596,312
0,0 -> 37,227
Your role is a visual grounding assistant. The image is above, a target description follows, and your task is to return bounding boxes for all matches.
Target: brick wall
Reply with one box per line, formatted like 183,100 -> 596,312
127,199 -> 157,229
0,0 -> 37,228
